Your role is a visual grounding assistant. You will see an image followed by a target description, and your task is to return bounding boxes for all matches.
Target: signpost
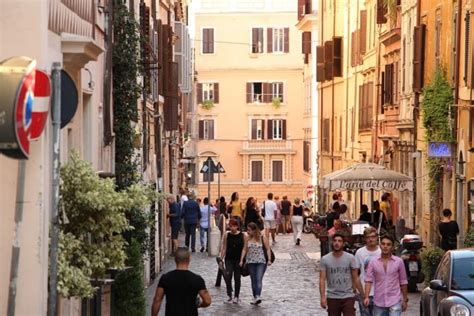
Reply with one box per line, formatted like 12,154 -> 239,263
200,157 -> 225,256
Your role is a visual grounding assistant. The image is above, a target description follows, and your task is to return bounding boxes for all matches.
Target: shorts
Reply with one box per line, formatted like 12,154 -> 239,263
171,223 -> 180,239
264,220 -> 276,229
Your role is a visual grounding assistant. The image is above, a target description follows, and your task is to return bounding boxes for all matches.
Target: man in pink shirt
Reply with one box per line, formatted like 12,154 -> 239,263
364,235 -> 408,315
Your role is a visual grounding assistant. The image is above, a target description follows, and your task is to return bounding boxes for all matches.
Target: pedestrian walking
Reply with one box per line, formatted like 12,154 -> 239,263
280,195 -> 292,234
215,197 -> 229,287
364,235 -> 408,316
240,222 -> 272,305
274,195 -> 282,234
355,227 -> 381,316
166,195 -> 181,255
319,233 -> 364,316
151,248 -> 211,316
359,204 -> 371,223
291,198 -> 304,245
229,192 -> 244,229
244,197 -> 264,230
220,219 -> 245,304
199,197 -> 216,252
182,193 -> 201,252
262,192 -> 278,245
438,208 -> 460,251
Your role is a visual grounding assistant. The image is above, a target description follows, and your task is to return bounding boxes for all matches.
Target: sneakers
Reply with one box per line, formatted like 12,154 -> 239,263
296,238 -> 301,246
224,297 -> 233,304
200,247 -> 205,252
251,296 -> 262,305
232,297 -> 241,304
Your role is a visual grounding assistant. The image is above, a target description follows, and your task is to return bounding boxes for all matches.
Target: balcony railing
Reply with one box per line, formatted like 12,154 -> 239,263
243,140 -> 292,150
49,0 -> 95,38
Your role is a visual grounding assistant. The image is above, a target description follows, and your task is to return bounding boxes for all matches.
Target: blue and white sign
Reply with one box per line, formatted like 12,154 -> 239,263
428,142 -> 452,158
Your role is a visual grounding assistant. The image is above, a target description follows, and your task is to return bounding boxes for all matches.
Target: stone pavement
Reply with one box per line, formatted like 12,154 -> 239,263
146,232 -> 421,316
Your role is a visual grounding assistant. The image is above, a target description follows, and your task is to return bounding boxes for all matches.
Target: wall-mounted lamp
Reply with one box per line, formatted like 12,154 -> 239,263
84,68 -> 95,90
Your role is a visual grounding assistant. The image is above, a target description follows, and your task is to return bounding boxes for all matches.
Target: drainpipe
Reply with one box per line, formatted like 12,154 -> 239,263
331,0 -> 336,171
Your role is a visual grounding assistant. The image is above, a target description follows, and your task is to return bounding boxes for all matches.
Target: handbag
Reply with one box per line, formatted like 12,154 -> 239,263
261,236 -> 275,263
240,258 -> 250,277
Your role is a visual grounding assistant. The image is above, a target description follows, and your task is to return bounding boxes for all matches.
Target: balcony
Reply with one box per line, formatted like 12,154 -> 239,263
240,140 -> 296,154
49,0 -> 95,38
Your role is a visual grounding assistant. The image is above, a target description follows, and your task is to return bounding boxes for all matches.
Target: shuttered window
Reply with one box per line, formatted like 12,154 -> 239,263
435,11 -> 441,66
251,119 -> 265,140
202,28 -> 214,54
317,45 -> 325,82
197,83 -> 219,103
271,82 -> 284,102
272,161 -> 283,182
272,27 -> 286,53
198,120 -> 214,140
252,28 -> 264,53
359,10 -> 367,56
324,40 -> 334,80
358,82 -> 374,130
384,64 -> 394,105
413,24 -> 426,92
333,37 -> 343,77
464,11 -> 470,86
376,0 -> 387,24
251,161 -> 263,182
302,31 -> 311,54
303,141 -> 310,172
322,118 -> 330,152
269,119 -> 286,140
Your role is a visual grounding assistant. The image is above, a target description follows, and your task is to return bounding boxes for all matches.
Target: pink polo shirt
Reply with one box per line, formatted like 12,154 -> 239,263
365,255 -> 408,308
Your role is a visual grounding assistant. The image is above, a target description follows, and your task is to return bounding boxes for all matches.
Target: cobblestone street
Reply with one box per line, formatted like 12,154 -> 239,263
146,232 -> 421,315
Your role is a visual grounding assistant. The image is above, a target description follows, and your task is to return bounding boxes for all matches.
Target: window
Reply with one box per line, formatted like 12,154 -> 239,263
198,120 -> 214,140
271,82 -> 284,102
303,141 -> 310,172
202,28 -> 214,54
435,10 -> 441,66
322,118 -> 330,152
197,83 -> 219,104
251,161 -> 263,182
251,119 -> 265,140
249,82 -> 263,103
359,82 -> 374,130
252,28 -> 264,53
272,160 -> 283,182
272,119 -> 283,140
267,27 -> 289,53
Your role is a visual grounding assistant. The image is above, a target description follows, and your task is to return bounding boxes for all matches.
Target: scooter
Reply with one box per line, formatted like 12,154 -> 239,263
399,234 -> 424,292
303,208 -> 315,233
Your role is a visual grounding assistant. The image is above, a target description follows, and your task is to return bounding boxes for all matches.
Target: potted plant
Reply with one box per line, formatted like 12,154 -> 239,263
272,97 -> 282,109
201,99 -> 214,110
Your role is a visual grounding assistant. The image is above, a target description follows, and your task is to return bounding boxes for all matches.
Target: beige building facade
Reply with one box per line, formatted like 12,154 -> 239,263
190,0 -> 310,203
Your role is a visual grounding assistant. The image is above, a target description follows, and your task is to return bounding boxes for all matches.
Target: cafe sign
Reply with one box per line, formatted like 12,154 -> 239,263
332,179 -> 413,192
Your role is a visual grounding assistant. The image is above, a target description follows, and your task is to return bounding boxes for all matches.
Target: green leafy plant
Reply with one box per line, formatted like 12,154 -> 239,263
272,97 -> 282,109
465,227 -> 474,247
57,152 -> 153,298
421,247 -> 445,283
383,0 -> 399,27
113,239 -> 146,316
422,67 -> 454,245
201,99 -> 214,110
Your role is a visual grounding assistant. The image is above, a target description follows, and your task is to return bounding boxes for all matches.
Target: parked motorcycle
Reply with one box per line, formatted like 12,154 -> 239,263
399,234 -> 424,292
303,208 -> 315,233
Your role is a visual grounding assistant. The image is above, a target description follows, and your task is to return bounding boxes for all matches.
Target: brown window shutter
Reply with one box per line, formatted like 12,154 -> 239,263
198,120 -> 204,139
284,28 -> 290,53
203,29 -> 208,53
209,120 -> 214,140
261,120 -> 265,137
213,83 -> 219,103
246,83 -> 252,103
377,0 -> 387,24
358,85 -> 363,129
317,45 -> 325,82
267,28 -> 273,53
368,82 -> 374,128
380,71 -> 385,114
267,120 -> 273,139
282,120 -> 287,139
413,24 -> 426,92
333,36 -> 343,77
384,64 -> 391,104
359,10 -> 367,55
324,40 -> 334,80
252,28 -> 258,52
272,161 -> 283,182
263,83 -> 270,102
302,31 -> 311,54
298,0 -> 305,19
351,31 -> 356,67
303,141 -> 309,172
209,28 -> 214,53
251,119 -> 257,139
157,19 -> 164,95
170,62 -> 179,97
197,83 -> 203,103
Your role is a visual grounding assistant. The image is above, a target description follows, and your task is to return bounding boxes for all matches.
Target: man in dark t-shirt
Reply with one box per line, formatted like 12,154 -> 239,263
151,248 -> 211,316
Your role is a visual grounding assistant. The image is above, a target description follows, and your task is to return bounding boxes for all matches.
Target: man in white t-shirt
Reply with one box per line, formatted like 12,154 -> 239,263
262,192 -> 278,245
355,226 -> 381,316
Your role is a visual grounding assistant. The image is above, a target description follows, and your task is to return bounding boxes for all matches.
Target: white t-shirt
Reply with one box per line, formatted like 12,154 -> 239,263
355,246 -> 381,296
200,205 -> 216,229
180,194 -> 189,209
262,200 -> 277,221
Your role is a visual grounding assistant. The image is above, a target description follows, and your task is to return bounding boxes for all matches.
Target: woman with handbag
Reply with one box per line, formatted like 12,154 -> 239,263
220,219 -> 244,304
240,222 -> 272,305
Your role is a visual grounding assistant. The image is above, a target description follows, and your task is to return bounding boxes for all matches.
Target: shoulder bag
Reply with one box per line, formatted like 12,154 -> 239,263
261,236 -> 275,263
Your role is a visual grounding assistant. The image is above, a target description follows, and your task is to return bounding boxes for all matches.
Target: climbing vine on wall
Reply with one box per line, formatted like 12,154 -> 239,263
113,2 -> 142,190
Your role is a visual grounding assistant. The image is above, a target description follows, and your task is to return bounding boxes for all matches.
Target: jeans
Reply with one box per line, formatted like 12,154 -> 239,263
291,216 -> 303,242
199,226 -> 208,249
224,259 -> 241,298
373,302 -> 402,316
358,296 -> 374,316
184,223 -> 197,250
247,263 -> 266,298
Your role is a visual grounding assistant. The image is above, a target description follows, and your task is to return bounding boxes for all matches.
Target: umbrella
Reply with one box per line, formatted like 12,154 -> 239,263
321,162 -> 413,192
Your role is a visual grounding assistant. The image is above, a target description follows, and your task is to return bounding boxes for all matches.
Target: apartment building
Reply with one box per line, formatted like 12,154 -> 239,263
190,0 -> 310,202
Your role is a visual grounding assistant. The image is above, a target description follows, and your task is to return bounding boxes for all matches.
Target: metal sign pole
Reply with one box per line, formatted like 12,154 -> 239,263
217,162 -> 221,204
207,158 -> 211,255
47,62 -> 62,316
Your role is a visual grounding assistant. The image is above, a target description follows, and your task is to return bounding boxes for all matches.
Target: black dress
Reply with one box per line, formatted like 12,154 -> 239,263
439,221 -> 459,250
244,207 -> 263,230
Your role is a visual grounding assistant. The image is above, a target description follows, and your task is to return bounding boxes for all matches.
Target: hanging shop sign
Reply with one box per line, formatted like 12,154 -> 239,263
428,142 -> 452,158
0,56 -> 51,159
